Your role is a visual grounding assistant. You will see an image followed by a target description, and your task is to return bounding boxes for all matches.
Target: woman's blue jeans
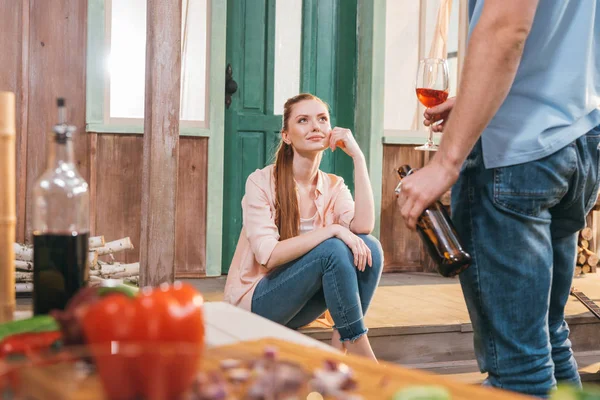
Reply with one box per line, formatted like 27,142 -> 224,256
251,235 -> 383,342
453,126 -> 600,397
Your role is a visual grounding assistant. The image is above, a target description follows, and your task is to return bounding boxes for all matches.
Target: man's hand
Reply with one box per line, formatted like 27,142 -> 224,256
424,97 -> 455,133
397,155 -> 460,230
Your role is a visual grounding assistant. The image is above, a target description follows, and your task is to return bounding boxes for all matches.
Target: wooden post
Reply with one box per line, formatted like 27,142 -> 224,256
140,0 -> 182,286
0,92 -> 16,322
356,0 -> 386,238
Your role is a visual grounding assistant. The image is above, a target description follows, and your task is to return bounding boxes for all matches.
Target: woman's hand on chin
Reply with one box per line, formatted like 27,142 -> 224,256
328,127 -> 364,160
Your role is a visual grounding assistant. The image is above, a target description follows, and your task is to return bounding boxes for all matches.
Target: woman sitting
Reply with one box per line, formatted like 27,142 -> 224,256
224,93 -> 384,360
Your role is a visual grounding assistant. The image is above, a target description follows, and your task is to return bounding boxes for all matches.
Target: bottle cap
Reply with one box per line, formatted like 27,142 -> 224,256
52,98 -> 76,143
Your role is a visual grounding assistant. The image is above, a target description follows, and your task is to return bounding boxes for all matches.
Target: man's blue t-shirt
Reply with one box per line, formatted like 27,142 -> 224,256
468,0 -> 600,168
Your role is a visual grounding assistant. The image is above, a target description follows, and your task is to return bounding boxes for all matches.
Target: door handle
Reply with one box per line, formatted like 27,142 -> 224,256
225,63 -> 238,109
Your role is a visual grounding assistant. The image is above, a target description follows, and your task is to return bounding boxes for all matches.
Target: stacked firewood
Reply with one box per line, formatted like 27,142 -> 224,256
575,227 -> 598,276
13,235 -> 140,293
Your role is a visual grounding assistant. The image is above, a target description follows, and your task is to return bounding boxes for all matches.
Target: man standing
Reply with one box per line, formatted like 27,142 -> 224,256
398,0 -> 600,397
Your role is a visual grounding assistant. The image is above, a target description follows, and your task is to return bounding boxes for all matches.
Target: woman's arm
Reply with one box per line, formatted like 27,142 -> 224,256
264,225 -> 336,269
265,224 -> 372,271
349,154 -> 375,234
329,127 -> 375,234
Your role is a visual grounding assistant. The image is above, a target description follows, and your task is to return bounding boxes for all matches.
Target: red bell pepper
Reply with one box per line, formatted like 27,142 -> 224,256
0,331 -> 62,359
81,281 -> 205,400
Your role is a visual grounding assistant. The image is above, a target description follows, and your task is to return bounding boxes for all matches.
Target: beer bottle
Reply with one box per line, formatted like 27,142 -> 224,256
396,165 -> 471,277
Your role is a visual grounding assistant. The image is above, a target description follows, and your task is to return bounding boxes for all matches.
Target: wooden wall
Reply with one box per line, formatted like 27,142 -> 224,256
2,0 -> 434,278
0,0 -> 208,277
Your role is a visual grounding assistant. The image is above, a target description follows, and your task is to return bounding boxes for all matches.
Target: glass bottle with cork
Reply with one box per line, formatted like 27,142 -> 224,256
396,165 -> 471,277
32,98 -> 89,315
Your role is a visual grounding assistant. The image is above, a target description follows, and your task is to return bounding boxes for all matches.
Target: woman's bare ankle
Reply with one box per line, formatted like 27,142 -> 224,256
342,335 -> 377,362
331,329 -> 346,352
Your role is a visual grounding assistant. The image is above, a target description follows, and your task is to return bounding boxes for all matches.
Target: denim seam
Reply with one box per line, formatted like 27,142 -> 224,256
339,328 -> 368,343
471,172 -> 502,386
333,305 -> 362,330
582,146 -> 600,213
252,258 -> 325,304
559,143 -> 586,211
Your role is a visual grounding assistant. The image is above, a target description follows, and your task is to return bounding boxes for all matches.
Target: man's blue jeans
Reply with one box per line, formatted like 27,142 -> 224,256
251,235 -> 383,342
452,126 -> 600,397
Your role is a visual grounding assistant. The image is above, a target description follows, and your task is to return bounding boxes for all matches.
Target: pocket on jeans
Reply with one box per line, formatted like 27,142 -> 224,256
583,128 -> 600,213
492,145 -> 576,218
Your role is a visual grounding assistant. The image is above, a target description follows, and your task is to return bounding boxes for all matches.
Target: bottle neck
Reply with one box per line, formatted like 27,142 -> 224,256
47,136 -> 75,169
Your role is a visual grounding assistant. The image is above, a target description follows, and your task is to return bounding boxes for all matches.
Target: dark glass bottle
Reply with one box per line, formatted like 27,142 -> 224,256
396,165 -> 471,277
32,99 -> 89,315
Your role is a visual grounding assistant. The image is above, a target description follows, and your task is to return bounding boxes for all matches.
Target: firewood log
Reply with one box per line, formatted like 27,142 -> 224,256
88,275 -> 140,288
13,243 -> 32,262
582,265 -> 592,274
90,261 -> 139,279
88,251 -> 98,269
580,227 -> 593,241
95,237 -> 134,256
14,236 -> 111,261
15,283 -> 33,293
88,236 -> 105,249
586,254 -> 599,268
15,260 -> 33,272
15,271 -> 32,283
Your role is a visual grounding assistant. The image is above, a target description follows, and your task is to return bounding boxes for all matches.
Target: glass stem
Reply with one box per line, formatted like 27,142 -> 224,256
427,124 -> 434,145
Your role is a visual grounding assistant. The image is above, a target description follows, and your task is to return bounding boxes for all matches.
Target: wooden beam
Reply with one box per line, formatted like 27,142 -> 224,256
17,0 -> 29,245
355,0 -> 386,239
88,132 -> 97,236
140,0 -> 182,286
204,0 -> 227,276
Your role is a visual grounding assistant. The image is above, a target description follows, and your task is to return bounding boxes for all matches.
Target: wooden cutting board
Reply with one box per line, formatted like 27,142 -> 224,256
13,337 -> 532,399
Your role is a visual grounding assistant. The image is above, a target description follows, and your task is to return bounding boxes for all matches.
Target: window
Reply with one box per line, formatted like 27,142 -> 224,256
383,0 -> 468,142
86,0 -> 210,135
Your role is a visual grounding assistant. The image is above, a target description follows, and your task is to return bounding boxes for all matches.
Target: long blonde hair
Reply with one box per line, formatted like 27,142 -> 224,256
274,93 -> 329,240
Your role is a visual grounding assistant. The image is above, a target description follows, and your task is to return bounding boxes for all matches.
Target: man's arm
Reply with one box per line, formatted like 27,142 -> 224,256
399,0 -> 540,229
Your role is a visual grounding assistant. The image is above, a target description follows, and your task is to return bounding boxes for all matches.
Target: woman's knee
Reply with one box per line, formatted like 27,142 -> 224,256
315,238 -> 356,271
318,237 -> 352,258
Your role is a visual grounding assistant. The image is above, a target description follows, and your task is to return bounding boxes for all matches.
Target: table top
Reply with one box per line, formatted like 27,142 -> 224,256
13,301 -> 335,352
10,302 -> 533,399
206,337 -> 533,400
203,301 -> 336,352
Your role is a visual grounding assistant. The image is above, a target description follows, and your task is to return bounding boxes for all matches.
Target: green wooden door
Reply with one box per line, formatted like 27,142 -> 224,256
222,0 -> 357,273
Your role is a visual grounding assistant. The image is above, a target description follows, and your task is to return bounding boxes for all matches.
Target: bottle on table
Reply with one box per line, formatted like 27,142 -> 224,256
32,98 -> 89,315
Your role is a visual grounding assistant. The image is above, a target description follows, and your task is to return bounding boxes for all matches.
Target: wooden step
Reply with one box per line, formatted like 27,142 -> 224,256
403,352 -> 600,384
301,318 -> 600,366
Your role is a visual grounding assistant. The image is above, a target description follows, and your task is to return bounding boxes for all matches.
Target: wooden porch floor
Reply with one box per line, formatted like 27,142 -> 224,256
188,271 -> 600,334
186,271 -> 600,383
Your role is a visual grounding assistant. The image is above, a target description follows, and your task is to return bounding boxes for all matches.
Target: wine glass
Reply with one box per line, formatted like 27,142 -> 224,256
415,58 -> 449,151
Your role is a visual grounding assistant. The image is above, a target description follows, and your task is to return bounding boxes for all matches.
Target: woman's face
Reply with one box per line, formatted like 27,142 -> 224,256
282,99 -> 331,154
